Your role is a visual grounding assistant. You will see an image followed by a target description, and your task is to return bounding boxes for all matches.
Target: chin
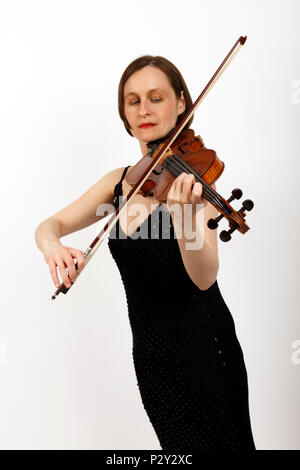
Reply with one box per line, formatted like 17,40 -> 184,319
134,125 -> 172,143
147,127 -> 167,140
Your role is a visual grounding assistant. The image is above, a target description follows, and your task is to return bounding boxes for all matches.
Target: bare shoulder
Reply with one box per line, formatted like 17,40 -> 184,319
97,166 -> 128,192
49,166 -> 128,237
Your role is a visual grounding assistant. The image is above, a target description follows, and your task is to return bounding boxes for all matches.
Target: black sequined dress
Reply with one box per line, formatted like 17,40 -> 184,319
107,165 -> 256,450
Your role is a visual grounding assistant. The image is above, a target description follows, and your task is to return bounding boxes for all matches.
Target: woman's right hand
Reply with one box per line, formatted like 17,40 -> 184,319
43,245 -> 85,289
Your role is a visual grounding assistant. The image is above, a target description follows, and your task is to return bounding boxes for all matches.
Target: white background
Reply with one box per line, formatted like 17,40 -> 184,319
0,0 -> 299,450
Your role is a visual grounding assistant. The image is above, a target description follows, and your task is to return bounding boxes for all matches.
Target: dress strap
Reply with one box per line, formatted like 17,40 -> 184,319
113,165 -> 130,208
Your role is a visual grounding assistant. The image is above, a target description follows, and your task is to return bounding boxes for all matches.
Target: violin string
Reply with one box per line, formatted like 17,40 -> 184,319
171,155 -> 223,206
174,154 -> 224,207
169,155 -> 234,217
163,155 -> 225,210
171,154 -> 222,207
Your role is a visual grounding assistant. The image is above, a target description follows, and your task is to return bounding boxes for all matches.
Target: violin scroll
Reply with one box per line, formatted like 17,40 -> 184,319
208,188 -> 254,242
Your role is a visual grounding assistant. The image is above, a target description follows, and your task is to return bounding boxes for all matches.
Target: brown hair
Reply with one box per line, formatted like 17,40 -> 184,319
118,55 -> 194,137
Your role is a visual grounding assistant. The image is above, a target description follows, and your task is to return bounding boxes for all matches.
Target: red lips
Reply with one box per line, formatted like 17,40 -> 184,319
138,123 -> 156,129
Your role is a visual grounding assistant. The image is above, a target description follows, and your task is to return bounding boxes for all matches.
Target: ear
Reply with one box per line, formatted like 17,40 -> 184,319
178,90 -> 186,115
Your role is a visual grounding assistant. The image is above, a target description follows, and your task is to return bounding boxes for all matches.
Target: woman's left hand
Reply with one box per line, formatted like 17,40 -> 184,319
166,172 -> 216,211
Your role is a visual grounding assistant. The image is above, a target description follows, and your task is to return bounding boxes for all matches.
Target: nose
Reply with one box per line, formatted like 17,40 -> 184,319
138,99 -> 151,117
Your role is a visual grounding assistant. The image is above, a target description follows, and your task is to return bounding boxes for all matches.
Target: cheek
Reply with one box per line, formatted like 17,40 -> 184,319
124,107 -> 134,125
162,99 -> 178,120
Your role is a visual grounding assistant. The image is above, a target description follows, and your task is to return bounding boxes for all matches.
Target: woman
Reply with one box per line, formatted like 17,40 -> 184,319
35,55 -> 256,450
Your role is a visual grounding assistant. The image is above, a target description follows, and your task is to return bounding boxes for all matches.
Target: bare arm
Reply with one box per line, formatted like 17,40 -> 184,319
35,218 -> 64,260
172,201 -> 219,291
34,166 -> 125,287
167,172 -> 219,291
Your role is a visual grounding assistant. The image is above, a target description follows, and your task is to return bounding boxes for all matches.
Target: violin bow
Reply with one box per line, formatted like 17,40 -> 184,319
51,35 -> 247,299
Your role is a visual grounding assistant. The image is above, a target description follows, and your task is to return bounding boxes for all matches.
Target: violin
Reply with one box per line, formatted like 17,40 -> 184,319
51,35 -> 253,300
126,127 -> 253,241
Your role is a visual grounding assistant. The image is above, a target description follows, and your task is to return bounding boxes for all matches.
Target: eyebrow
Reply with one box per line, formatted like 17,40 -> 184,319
124,88 -> 165,99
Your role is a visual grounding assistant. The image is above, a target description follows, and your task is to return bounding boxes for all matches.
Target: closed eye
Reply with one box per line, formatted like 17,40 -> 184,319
129,98 -> 162,105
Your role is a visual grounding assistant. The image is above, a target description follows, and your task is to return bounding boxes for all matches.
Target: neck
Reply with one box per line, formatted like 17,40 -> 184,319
139,140 -> 149,156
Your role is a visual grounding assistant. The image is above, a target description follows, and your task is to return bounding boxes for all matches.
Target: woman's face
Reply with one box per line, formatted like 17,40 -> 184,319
123,65 -> 186,145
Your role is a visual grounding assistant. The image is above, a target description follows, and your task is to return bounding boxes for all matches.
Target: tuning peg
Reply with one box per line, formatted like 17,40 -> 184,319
207,213 -> 224,229
220,199 -> 254,242
207,188 -> 243,230
241,199 -> 254,211
227,188 -> 243,203
220,226 -> 237,242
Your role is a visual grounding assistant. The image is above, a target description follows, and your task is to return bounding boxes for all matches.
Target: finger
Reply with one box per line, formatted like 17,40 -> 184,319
174,172 -> 187,199
167,181 -> 175,201
193,181 -> 203,197
168,173 -> 181,200
191,182 -> 204,205
181,174 -> 195,201
69,249 -> 85,271
63,252 -> 77,282
48,258 -> 61,288
56,258 -> 72,288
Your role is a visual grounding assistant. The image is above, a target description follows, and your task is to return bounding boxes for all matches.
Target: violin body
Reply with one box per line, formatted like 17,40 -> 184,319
126,129 -> 225,201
